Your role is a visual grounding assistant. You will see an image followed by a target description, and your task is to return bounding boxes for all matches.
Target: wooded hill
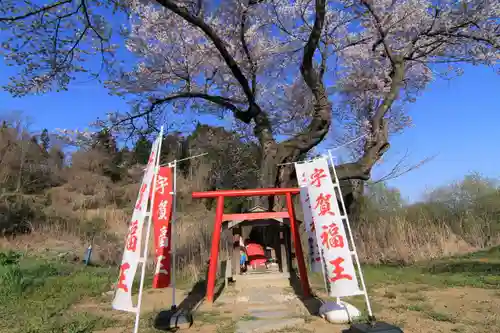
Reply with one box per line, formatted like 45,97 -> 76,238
1,120 -> 499,281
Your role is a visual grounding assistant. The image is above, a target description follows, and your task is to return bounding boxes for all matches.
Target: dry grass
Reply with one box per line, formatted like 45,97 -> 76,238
354,216 -> 477,264
353,207 -> 500,265
2,184 -> 498,279
0,178 -> 227,282
2,175 -> 499,272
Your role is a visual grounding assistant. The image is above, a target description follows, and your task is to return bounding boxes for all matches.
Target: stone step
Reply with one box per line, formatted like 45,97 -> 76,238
238,272 -> 290,280
244,304 -> 292,311
248,309 -> 293,319
235,317 -> 305,333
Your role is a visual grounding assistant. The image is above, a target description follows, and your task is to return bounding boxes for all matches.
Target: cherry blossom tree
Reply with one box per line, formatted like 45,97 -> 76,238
1,0 -> 499,203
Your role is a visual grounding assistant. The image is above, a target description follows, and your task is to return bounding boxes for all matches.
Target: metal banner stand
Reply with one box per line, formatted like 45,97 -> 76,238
326,150 -> 373,318
327,150 -> 403,333
154,153 -> 207,331
133,126 -> 164,333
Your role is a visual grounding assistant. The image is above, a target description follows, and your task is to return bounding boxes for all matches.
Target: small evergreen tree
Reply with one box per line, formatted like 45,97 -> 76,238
40,129 -> 50,152
92,129 -> 122,182
133,135 -> 152,165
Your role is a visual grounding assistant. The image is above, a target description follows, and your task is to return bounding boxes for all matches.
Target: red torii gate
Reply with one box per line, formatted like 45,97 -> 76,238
191,188 -> 311,303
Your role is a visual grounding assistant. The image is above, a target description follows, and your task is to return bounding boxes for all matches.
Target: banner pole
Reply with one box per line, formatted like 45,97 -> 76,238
160,152 -> 207,166
133,127 -> 164,333
319,250 -> 329,298
326,150 -> 373,318
170,159 -> 177,309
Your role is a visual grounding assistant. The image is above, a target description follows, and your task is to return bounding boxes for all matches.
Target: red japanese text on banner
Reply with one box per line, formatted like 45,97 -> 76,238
295,162 -> 322,273
304,157 -> 361,298
151,166 -> 173,288
112,134 -> 162,312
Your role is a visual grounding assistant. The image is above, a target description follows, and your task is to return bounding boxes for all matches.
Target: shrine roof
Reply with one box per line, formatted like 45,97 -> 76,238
223,205 -> 302,229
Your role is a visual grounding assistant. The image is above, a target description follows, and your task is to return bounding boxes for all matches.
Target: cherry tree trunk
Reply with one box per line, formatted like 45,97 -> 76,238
254,142 -> 362,217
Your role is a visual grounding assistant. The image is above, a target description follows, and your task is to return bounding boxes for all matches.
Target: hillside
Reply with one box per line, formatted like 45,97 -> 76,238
1,120 -> 499,274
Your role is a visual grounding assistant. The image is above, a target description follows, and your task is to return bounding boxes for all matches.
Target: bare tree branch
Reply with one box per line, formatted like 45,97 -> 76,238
372,151 -> 438,184
0,0 -> 72,22
112,92 -> 248,130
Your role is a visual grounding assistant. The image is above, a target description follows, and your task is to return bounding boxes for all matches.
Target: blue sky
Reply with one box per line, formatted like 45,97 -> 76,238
0,61 -> 498,203
377,65 -> 499,202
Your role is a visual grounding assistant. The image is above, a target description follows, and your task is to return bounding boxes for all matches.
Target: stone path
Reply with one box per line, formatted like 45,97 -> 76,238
231,283 -> 307,333
197,271 -> 313,333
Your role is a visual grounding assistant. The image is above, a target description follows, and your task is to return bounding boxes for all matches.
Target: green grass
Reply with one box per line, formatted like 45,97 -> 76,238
426,310 -> 456,323
0,250 -> 117,333
308,246 -> 500,325
1,246 -> 498,332
195,310 -> 227,324
405,293 -> 427,302
310,245 -> 500,290
405,303 -> 457,323
192,310 -> 235,333
21,312 -> 118,333
215,319 -> 236,333
407,303 -> 430,312
267,327 -> 313,333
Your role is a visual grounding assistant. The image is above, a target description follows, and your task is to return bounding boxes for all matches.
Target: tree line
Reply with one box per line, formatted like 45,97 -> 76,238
1,117 -> 498,263
0,0 -> 498,211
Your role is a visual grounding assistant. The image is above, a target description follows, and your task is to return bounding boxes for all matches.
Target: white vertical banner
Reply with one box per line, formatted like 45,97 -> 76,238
327,150 -> 374,316
294,163 -> 322,273
112,131 -> 163,313
303,157 -> 362,298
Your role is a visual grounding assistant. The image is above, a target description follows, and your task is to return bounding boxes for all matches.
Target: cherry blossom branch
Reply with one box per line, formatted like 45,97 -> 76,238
1,0 -> 113,96
279,0 -> 330,156
240,5 -> 257,95
81,0 -> 106,43
343,64 -> 403,180
270,2 -> 309,43
360,0 -> 395,64
333,2 -> 409,180
301,0 -> 326,77
319,44 -> 328,79
154,0 -> 276,148
426,31 -> 500,49
155,0 -> 255,104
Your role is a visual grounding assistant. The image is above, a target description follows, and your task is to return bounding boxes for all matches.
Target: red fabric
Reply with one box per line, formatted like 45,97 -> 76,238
246,243 -> 267,266
151,167 -> 173,289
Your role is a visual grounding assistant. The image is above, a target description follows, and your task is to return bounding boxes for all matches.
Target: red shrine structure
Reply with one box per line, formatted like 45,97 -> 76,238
191,188 -> 311,303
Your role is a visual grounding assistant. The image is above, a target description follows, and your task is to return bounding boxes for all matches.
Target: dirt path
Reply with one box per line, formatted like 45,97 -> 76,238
91,271 -> 347,333
81,271 -> 500,333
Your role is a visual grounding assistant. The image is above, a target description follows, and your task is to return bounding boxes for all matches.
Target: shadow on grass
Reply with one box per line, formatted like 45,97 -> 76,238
153,271 -> 225,331
450,245 -> 500,260
289,270 -> 323,316
426,261 -> 500,274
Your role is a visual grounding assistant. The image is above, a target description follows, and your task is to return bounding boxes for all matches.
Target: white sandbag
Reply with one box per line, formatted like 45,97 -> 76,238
319,300 -> 362,324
